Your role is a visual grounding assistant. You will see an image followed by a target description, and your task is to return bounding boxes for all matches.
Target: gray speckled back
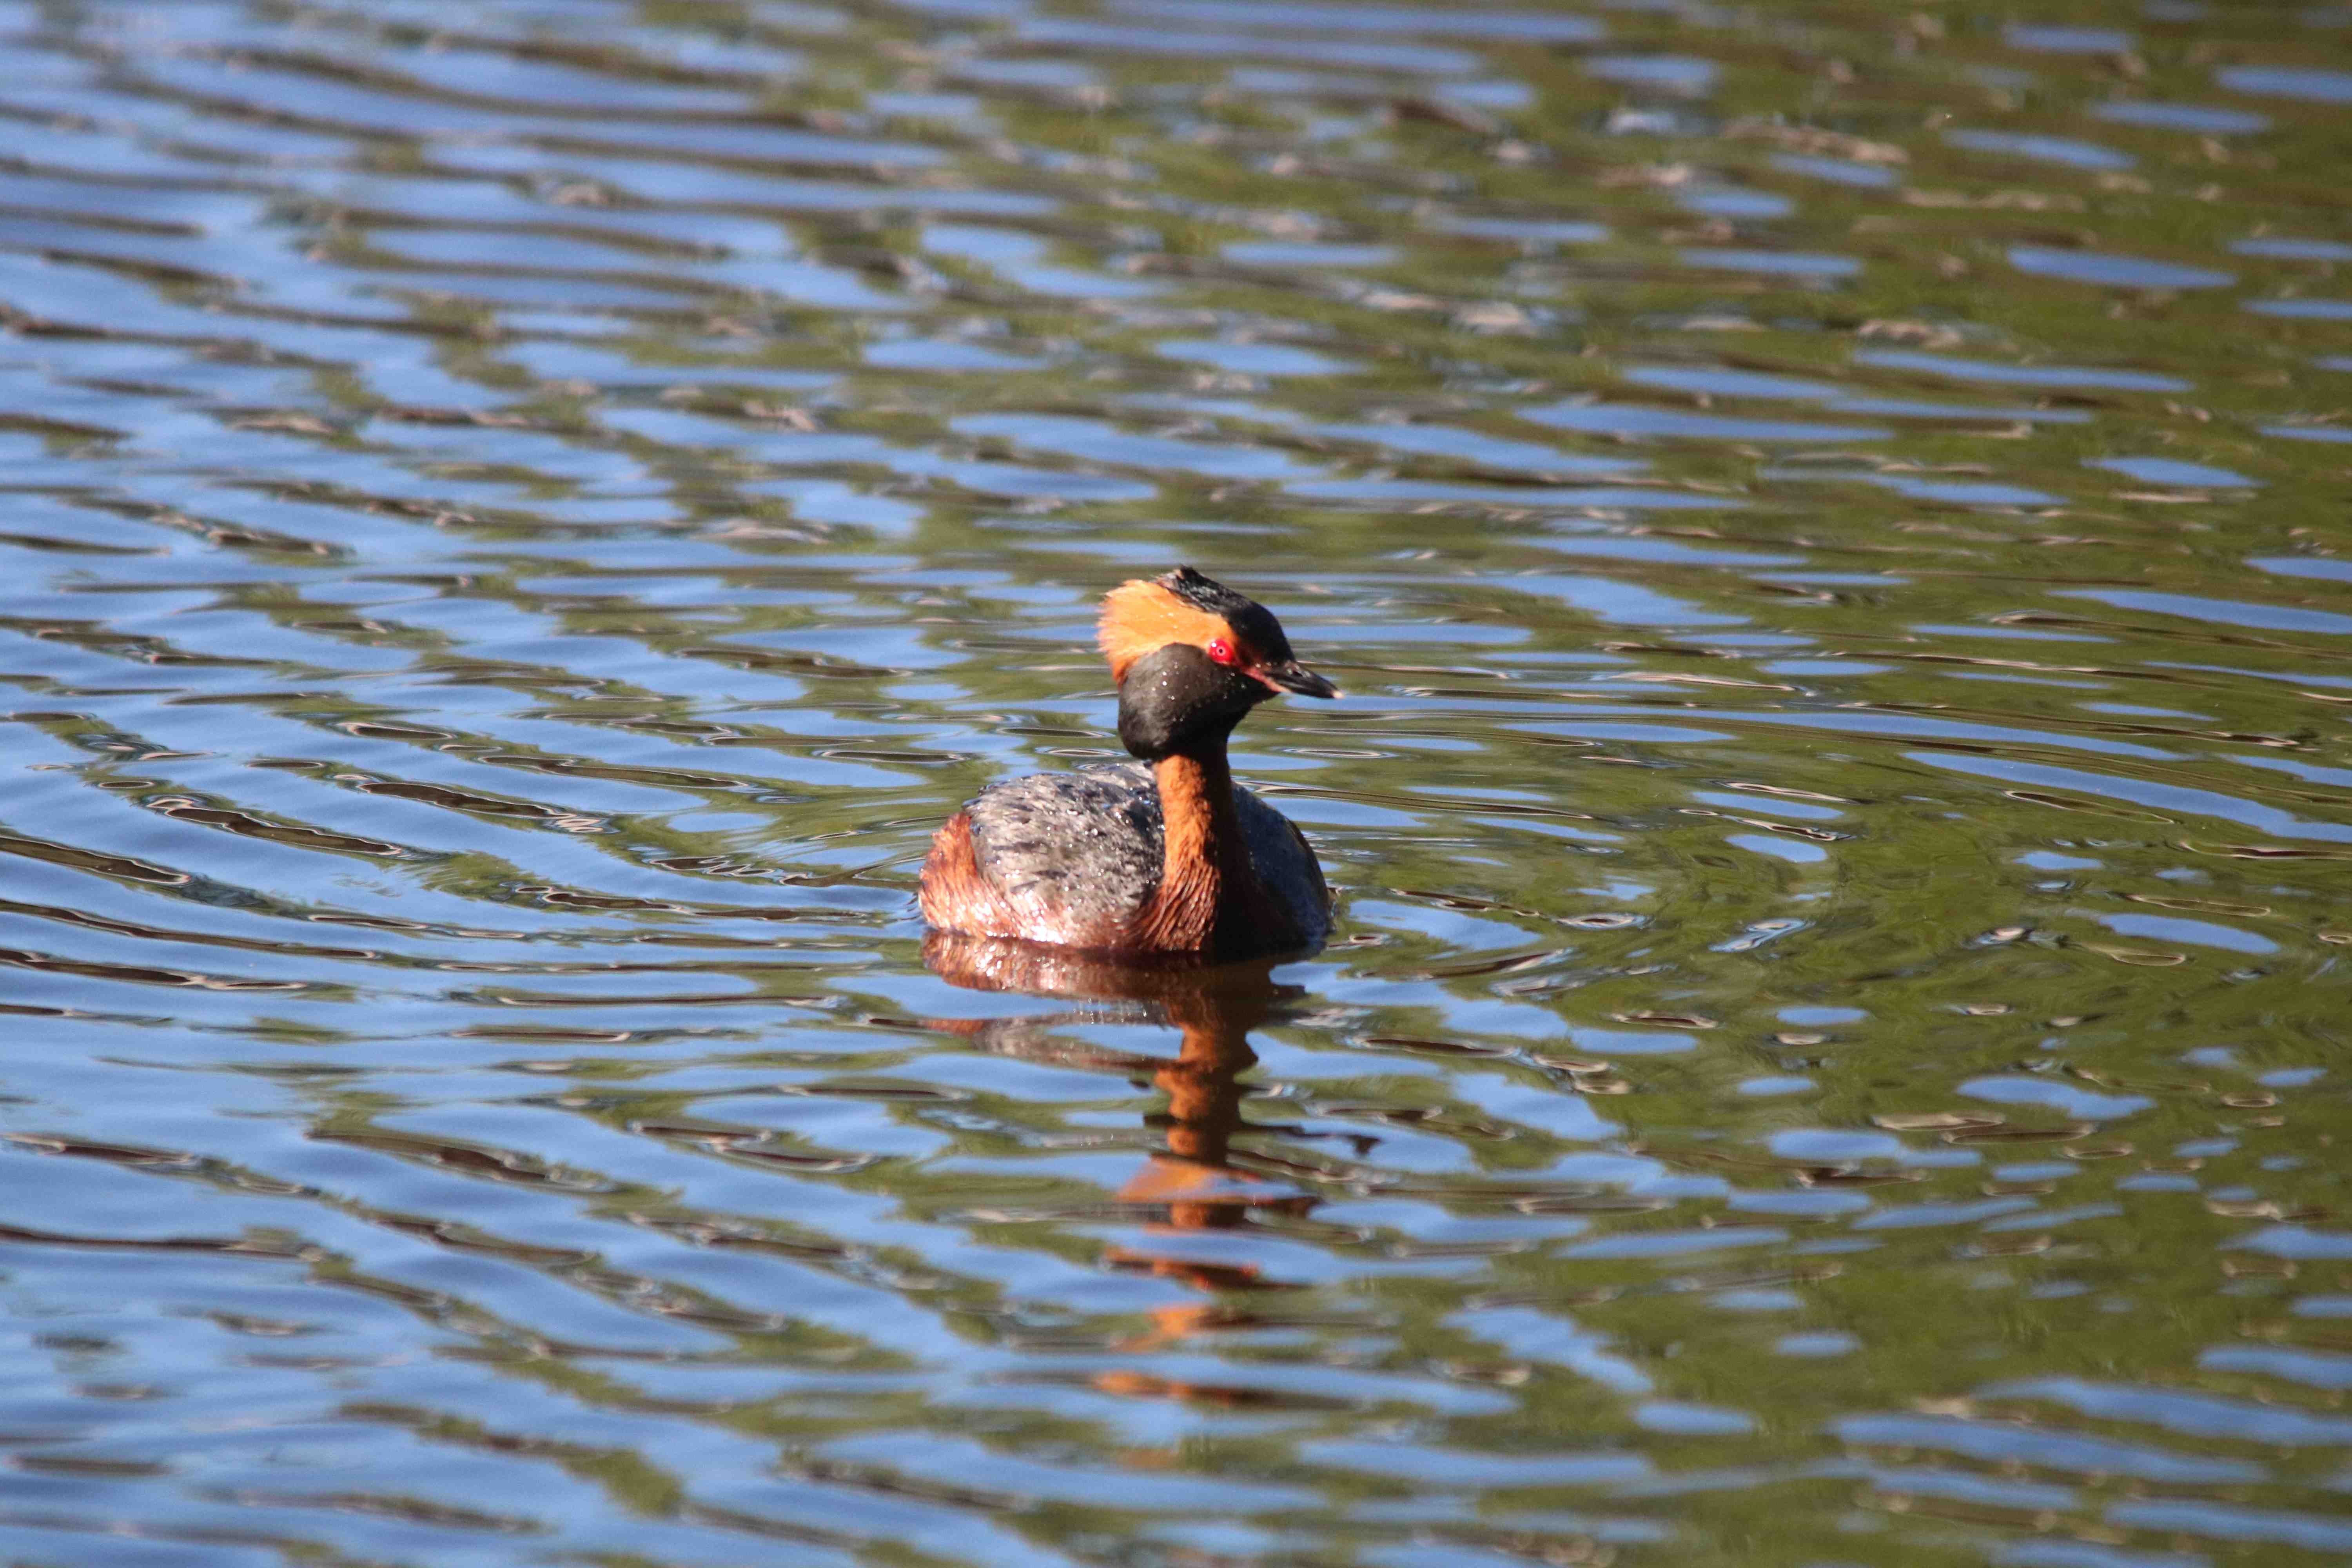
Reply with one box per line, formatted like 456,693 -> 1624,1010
965,762 -> 1328,949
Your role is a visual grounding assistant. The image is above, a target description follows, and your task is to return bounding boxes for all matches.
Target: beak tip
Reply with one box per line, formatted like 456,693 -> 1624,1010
1265,664 -> 1338,699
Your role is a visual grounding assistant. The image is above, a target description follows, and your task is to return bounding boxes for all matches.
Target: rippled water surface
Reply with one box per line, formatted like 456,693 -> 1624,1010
5,0 -> 2352,1563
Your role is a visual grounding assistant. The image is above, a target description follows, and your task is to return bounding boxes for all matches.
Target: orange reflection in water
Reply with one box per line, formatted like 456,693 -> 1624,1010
924,930 -> 1317,1357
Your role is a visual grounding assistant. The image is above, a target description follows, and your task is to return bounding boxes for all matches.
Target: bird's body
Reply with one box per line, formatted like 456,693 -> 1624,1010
919,568 -> 1337,960
924,761 -> 1329,953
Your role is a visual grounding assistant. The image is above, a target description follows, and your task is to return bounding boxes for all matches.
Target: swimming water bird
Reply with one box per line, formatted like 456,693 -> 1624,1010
919,568 -> 1338,959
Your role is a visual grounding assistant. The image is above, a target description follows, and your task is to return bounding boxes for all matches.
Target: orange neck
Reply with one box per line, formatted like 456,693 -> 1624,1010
1135,745 -> 1255,953
1158,749 -> 1241,879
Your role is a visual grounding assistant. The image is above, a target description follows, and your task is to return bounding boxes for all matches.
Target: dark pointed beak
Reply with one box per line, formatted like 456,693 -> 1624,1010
1255,659 -> 1340,699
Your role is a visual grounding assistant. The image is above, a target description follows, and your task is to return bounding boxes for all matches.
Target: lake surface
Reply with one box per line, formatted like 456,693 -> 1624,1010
2,1 -> 2350,1564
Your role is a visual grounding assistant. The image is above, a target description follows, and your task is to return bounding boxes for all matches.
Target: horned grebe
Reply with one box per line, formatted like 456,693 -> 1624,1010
918,567 -> 1337,958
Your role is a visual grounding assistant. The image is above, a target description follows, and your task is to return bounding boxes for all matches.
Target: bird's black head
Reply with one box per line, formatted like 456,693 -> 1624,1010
1117,641 -> 1268,761
1098,566 -> 1338,702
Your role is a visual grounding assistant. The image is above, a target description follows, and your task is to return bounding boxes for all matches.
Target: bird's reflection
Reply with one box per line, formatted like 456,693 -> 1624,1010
922,930 -> 1317,1345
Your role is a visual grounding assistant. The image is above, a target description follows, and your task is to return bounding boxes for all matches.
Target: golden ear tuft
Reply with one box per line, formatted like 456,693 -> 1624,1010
1097,579 -> 1232,682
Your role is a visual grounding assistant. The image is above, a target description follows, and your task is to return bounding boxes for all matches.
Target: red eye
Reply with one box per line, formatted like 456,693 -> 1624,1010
1206,637 -> 1237,666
